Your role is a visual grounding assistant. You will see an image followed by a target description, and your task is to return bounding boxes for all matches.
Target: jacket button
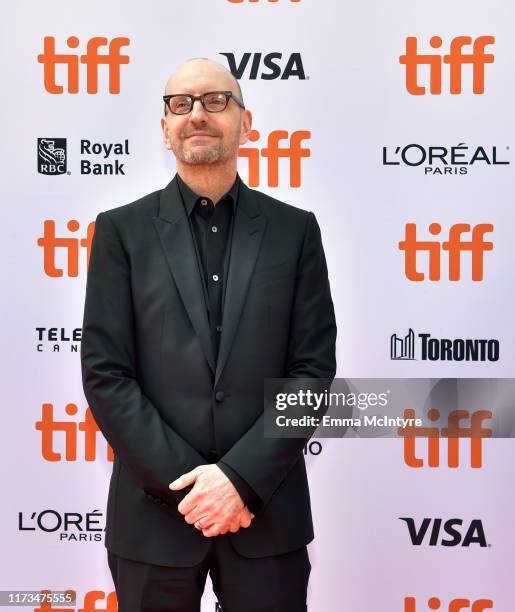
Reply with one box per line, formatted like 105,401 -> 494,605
215,391 -> 225,402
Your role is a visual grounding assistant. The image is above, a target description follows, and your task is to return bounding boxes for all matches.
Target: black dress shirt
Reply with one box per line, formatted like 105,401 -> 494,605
176,172 -> 256,508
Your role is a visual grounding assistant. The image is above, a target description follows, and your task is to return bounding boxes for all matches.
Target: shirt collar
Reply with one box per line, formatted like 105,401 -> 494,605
176,172 -> 240,217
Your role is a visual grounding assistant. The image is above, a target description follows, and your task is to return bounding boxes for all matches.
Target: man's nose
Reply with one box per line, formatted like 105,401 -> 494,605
189,98 -> 208,122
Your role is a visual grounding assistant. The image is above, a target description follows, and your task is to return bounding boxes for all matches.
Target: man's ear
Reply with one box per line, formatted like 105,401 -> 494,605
239,109 -> 252,145
161,117 -> 172,150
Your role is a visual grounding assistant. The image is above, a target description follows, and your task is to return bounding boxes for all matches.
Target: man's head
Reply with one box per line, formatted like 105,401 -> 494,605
161,58 -> 252,167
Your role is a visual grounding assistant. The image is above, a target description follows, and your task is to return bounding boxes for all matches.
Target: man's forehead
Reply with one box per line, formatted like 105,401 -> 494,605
165,61 -> 235,95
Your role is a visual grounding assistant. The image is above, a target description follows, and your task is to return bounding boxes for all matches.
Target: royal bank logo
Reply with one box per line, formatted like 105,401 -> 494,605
37,138 -> 67,175
37,138 -> 130,177
390,329 -> 499,362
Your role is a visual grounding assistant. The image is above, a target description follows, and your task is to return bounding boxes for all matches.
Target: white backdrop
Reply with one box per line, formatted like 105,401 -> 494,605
1,0 -> 514,610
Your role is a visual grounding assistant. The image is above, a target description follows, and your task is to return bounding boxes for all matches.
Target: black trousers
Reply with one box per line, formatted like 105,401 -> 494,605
107,535 -> 310,612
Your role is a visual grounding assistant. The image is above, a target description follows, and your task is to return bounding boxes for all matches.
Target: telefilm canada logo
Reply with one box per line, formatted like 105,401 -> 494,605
37,138 -> 67,175
390,329 -> 499,362
35,327 -> 82,353
382,143 -> 510,175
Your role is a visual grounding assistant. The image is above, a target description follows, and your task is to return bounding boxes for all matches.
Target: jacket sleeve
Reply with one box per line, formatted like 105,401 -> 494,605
219,211 -> 337,513
80,211 -> 207,508
217,460 -> 255,506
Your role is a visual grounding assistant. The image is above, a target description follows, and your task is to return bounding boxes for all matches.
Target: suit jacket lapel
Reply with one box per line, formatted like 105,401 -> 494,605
152,175 -> 216,374
215,181 -> 266,386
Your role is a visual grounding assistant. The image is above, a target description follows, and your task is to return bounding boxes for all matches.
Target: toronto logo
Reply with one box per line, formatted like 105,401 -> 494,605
390,329 -> 499,362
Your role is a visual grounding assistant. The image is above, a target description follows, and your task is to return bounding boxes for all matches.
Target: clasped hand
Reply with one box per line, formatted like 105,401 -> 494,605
169,464 -> 254,538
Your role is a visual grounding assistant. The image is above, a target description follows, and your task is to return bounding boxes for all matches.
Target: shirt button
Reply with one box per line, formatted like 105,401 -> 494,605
212,274 -> 219,282
211,226 -> 218,233
200,199 -> 208,206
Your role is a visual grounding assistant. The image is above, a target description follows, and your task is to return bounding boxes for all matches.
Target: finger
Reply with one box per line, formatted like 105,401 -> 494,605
240,517 -> 251,528
177,493 -> 201,516
169,467 -> 201,491
239,512 -> 252,529
194,517 -> 214,531
184,508 -> 206,525
202,523 -> 222,538
181,493 -> 220,518
183,498 -> 215,523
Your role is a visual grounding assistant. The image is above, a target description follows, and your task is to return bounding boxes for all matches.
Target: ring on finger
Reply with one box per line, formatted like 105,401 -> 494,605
195,516 -> 208,530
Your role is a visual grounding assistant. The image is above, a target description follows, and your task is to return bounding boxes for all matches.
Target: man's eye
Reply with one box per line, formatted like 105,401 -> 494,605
207,97 -> 224,106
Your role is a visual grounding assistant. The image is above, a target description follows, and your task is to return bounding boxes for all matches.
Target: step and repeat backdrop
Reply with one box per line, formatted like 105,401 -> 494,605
2,0 -> 515,610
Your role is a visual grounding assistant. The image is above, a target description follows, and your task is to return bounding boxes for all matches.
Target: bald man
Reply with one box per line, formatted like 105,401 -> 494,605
81,58 -> 336,611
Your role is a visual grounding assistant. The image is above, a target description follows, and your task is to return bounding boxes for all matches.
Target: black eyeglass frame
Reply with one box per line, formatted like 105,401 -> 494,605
163,91 -> 245,115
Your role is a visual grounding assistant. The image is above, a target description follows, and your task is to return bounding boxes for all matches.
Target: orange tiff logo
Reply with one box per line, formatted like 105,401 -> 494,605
35,404 -> 113,462
399,36 -> 494,95
399,223 -> 494,281
35,591 -> 117,612
398,409 -> 492,469
37,36 -> 130,94
239,129 -> 310,187
405,597 -> 493,611
37,220 -> 95,278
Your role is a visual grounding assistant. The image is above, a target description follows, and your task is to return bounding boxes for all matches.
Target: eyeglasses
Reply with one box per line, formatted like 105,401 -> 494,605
163,91 -> 245,115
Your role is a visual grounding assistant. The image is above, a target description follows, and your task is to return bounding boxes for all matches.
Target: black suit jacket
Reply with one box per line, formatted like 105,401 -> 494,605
80,174 -> 337,566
